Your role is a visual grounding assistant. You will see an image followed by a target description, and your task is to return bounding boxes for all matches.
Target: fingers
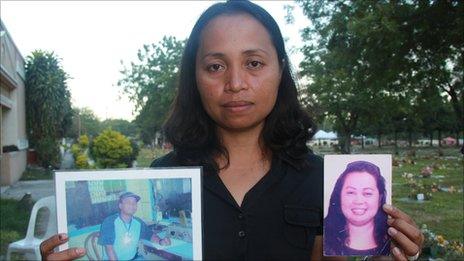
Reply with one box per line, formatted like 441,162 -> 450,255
388,218 -> 424,248
40,234 -> 68,256
40,233 -> 86,261
391,246 -> 407,261
46,248 -> 86,261
382,204 -> 416,227
388,226 -> 420,256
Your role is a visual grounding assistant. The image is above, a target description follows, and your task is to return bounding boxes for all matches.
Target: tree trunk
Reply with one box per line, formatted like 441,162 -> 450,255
361,135 -> 365,150
339,133 -> 351,154
429,132 -> 433,147
456,131 -> 461,147
438,129 -> 442,147
408,130 -> 413,147
394,131 -> 399,155
377,132 -> 382,148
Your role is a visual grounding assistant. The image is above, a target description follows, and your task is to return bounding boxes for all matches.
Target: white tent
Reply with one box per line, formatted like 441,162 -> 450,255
313,130 -> 337,139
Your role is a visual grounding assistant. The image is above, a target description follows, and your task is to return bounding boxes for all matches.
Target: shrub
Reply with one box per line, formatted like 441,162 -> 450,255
70,144 -> 81,157
75,153 -> 89,169
35,137 -> 60,168
91,129 -> 132,168
78,135 -> 89,148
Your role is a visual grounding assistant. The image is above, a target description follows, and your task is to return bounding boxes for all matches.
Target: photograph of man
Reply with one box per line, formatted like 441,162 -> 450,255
98,191 -> 171,260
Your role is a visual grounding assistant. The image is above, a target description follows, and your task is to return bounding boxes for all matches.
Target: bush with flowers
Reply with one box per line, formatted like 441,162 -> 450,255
421,224 -> 464,259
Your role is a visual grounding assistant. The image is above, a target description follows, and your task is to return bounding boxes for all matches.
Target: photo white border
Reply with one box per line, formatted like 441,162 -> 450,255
55,167 -> 202,260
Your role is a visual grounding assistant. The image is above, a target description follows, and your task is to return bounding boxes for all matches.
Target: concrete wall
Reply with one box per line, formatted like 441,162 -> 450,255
0,150 -> 27,185
0,19 -> 28,185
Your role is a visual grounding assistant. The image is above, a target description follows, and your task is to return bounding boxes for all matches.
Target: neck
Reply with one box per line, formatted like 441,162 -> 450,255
346,221 -> 377,250
216,123 -> 269,169
119,213 -> 132,223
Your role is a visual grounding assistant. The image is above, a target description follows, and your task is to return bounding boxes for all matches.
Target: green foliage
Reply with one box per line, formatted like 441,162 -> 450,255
91,129 -> 133,168
122,139 -> 140,167
0,199 -> 30,257
25,50 -> 72,166
118,36 -> 185,144
35,137 -> 60,168
67,107 -> 102,138
78,135 -> 89,148
101,119 -> 137,138
70,144 -> 81,156
296,1 -> 463,152
75,153 -> 90,169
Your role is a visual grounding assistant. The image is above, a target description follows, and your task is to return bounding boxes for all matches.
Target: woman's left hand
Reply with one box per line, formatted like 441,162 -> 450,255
383,204 -> 424,261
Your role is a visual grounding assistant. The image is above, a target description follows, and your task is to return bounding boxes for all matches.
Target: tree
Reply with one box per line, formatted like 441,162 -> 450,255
118,36 -> 185,144
25,50 -> 72,167
101,119 -> 137,138
67,107 -> 102,138
296,1 -> 463,152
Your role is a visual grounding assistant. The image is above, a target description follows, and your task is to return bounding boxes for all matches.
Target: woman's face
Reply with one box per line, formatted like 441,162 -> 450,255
195,13 -> 282,132
340,171 -> 380,226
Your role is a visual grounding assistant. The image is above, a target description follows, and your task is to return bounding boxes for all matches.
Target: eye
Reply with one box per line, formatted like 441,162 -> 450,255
246,60 -> 264,70
363,192 -> 373,197
346,191 -> 355,195
206,63 -> 225,73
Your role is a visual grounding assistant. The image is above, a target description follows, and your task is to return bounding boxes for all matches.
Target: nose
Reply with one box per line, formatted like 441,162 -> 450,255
353,194 -> 364,204
226,65 -> 247,93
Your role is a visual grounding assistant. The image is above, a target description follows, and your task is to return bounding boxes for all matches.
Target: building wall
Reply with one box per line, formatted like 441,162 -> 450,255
0,19 -> 28,185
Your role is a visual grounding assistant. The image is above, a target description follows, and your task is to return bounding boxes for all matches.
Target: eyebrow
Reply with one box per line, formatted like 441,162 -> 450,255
200,48 -> 270,60
345,186 -> 375,190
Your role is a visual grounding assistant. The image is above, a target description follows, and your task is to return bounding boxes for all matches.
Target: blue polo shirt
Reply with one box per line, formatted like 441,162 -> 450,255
98,213 -> 152,260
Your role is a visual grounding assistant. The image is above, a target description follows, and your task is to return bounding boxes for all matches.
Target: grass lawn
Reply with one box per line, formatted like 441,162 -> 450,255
136,147 -> 170,167
392,155 -> 463,242
0,199 -> 30,259
20,167 -> 53,181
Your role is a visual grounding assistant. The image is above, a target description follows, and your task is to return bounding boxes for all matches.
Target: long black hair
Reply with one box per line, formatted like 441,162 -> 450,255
163,0 -> 316,174
323,161 -> 389,255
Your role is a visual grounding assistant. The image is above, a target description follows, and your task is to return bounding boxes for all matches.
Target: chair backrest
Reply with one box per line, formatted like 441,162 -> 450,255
84,232 -> 101,261
24,196 -> 57,244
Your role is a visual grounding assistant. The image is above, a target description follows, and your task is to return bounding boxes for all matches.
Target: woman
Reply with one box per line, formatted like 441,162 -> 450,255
324,161 -> 390,256
40,1 -> 423,260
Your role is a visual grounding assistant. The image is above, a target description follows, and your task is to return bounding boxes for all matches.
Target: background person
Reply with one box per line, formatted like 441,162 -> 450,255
40,1 -> 423,260
324,161 -> 390,256
98,192 -> 171,260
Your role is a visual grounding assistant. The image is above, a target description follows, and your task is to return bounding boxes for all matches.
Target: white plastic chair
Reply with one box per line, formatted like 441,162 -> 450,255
6,196 -> 57,260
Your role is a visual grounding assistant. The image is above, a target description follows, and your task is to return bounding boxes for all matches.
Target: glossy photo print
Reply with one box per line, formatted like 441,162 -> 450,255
323,155 -> 392,257
55,168 -> 202,261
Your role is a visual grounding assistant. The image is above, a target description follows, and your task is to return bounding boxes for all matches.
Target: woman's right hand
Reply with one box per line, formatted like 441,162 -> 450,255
40,233 -> 86,261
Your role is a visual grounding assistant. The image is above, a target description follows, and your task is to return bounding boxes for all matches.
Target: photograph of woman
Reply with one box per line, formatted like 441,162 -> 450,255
324,158 -> 391,256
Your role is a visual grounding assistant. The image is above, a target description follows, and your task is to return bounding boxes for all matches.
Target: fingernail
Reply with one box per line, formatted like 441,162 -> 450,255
59,233 -> 68,241
383,204 -> 393,211
387,218 -> 394,225
76,248 -> 85,255
388,227 -> 398,236
393,247 -> 401,255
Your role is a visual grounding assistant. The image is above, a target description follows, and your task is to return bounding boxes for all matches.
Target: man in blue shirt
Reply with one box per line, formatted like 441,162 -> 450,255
98,192 -> 171,260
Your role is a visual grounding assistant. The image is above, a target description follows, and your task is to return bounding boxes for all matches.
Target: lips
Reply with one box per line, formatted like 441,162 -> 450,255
222,100 -> 253,112
351,208 -> 367,215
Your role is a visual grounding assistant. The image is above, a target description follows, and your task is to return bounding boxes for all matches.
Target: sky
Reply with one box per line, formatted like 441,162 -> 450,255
1,1 -> 310,121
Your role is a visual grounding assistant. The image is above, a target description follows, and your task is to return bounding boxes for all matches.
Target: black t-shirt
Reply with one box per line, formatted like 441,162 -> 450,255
151,152 -> 323,261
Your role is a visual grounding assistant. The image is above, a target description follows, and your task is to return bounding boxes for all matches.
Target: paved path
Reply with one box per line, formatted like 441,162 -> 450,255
0,180 -> 54,201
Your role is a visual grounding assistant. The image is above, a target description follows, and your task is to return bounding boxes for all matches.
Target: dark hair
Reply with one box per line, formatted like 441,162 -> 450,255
163,0 -> 316,174
323,161 -> 389,255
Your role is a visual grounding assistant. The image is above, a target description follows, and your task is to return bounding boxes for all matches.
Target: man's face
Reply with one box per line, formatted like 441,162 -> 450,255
119,197 -> 138,216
